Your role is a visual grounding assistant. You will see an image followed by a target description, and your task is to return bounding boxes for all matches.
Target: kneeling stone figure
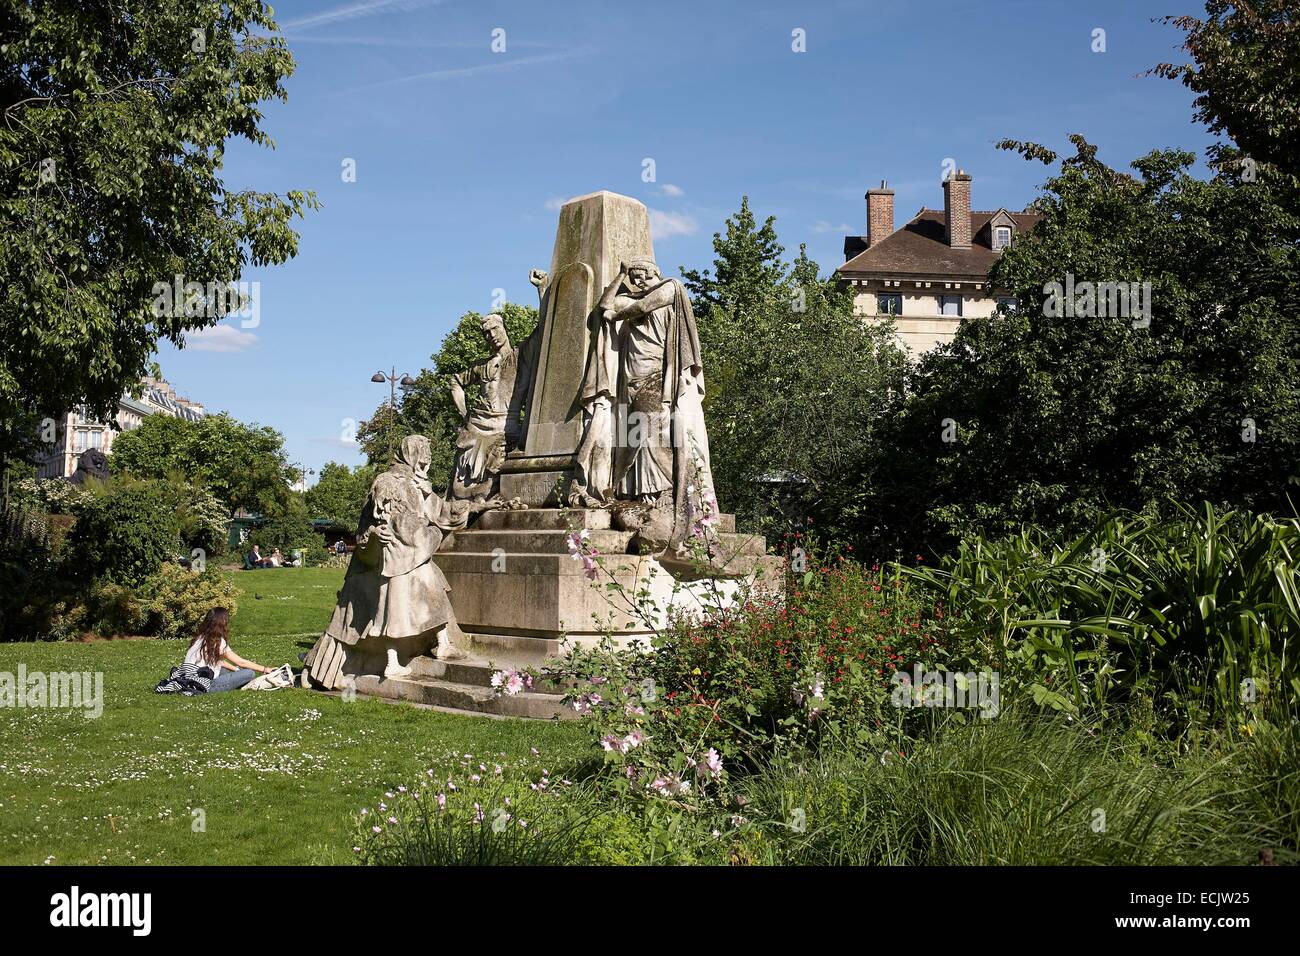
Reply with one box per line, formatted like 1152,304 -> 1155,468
304,435 -> 465,690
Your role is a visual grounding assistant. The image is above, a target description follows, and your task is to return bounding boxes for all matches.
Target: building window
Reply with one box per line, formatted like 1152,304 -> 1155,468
73,429 -> 104,453
994,226 -> 1012,250
996,296 -> 1018,313
938,295 -> 963,317
877,293 -> 902,316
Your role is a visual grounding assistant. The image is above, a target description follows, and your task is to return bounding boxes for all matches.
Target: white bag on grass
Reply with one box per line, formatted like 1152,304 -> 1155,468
241,664 -> 294,691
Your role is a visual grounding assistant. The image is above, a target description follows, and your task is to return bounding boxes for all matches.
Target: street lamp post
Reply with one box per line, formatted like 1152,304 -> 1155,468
371,366 -> 415,463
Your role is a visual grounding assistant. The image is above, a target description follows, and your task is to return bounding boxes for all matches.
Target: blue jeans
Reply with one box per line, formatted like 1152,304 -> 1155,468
209,667 -> 256,693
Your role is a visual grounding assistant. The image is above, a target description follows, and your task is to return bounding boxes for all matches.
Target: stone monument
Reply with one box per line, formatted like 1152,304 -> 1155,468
305,190 -> 777,717
431,191 -> 775,679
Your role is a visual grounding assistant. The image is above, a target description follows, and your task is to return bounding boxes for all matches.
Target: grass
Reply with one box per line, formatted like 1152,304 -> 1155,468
0,566 -> 586,865
736,714 -> 1299,865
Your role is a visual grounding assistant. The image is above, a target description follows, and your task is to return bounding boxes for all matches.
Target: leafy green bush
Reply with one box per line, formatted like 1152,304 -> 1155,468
68,480 -> 181,586
38,564 -> 237,640
0,504 -> 77,641
351,770 -> 598,866
163,481 -> 230,560
9,477 -> 90,515
902,502 -> 1300,730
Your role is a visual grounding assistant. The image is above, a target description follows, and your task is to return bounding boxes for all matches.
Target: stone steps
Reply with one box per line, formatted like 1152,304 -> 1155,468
352,656 -> 572,720
407,654 -> 569,691
460,631 -> 569,669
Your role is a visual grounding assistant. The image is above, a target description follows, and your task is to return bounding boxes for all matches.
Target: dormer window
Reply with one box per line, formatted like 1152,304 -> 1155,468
994,226 -> 1012,250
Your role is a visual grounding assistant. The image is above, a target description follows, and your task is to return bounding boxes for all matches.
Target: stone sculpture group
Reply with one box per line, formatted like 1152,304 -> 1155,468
303,191 -> 770,697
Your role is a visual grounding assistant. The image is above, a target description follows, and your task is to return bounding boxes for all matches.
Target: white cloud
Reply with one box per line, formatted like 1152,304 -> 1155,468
543,197 -> 566,211
356,50 -> 588,90
186,324 -> 258,353
281,0 -> 445,32
648,209 -> 698,240
660,183 -> 684,198
810,220 -> 854,234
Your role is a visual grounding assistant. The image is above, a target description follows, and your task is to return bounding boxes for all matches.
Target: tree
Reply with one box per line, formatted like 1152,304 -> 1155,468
1153,1 -> 1300,188
109,412 -> 298,517
867,135 -> 1300,552
357,302 -> 539,484
684,200 -> 908,542
304,461 -> 374,529
0,1 -> 314,472
70,480 -> 182,587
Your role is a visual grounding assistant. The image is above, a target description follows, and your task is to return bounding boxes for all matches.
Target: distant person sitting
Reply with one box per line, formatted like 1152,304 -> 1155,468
184,608 -> 273,692
269,548 -> 284,568
333,539 -> 347,556
247,544 -> 274,568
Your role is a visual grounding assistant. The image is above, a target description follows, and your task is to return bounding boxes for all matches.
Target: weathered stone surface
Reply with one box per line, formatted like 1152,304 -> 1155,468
431,508 -> 781,670
502,191 -> 655,505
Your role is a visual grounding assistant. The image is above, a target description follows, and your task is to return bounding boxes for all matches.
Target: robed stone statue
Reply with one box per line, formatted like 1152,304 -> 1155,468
569,257 -> 719,558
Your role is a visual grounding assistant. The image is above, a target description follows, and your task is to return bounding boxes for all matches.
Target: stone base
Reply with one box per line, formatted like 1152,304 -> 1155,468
349,654 -> 573,719
498,468 -> 570,507
430,508 -> 780,669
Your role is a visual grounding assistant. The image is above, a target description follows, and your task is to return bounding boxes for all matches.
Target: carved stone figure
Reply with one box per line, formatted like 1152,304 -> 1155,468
570,258 -> 719,559
449,313 -> 516,507
69,448 -> 109,485
303,435 -> 464,690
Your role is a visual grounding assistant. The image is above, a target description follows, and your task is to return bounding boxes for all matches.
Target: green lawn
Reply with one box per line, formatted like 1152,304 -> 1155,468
0,566 -> 586,865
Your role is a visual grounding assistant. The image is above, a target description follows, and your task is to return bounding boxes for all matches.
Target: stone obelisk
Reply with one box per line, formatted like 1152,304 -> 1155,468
499,190 -> 654,505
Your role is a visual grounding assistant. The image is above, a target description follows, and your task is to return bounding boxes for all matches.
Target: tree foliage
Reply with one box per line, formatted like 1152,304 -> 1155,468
357,302 -> 539,484
304,460 -> 374,530
1152,0 -> 1300,187
0,0 -> 314,467
108,412 -> 298,517
683,200 -> 908,540
867,136 -> 1300,552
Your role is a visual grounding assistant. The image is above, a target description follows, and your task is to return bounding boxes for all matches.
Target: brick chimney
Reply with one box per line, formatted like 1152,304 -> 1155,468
866,180 -> 894,248
942,169 -> 972,248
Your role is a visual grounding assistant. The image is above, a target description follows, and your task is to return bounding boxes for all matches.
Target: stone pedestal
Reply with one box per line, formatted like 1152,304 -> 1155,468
430,509 -> 780,669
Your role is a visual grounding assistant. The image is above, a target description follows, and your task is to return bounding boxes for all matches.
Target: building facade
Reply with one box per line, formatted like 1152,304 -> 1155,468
837,171 -> 1039,355
35,375 -> 206,479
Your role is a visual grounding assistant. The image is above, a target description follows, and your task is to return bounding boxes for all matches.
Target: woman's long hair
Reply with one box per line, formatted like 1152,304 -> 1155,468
190,608 -> 230,666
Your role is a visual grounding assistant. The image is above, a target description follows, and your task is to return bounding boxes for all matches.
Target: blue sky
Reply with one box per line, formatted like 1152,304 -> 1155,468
157,0 -> 1216,481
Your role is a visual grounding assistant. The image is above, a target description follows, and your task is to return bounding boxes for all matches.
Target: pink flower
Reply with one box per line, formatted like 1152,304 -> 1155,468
436,793 -> 446,810
703,748 -> 722,777
566,529 -> 590,555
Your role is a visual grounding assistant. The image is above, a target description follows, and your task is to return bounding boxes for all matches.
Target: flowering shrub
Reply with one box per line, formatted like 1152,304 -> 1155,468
545,543 -> 987,799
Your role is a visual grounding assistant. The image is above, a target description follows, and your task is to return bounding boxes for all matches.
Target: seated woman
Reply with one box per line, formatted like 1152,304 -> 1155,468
185,608 -> 274,692
269,548 -> 284,568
